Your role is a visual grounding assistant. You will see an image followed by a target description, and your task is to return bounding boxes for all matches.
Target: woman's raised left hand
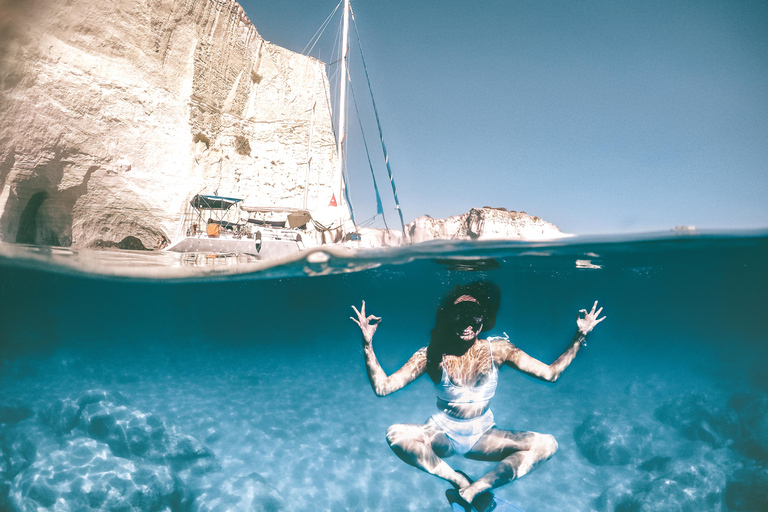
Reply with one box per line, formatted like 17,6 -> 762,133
577,301 -> 606,334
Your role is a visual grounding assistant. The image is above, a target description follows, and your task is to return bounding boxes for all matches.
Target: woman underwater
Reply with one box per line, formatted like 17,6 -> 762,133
351,281 -> 605,511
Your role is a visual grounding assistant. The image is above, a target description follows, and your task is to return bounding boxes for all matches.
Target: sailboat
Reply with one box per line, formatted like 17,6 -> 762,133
165,0 -> 405,258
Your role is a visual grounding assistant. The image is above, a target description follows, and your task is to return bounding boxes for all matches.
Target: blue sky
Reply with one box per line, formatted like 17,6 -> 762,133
240,0 -> 768,234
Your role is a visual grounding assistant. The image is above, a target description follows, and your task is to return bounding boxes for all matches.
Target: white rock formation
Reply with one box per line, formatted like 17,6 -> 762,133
0,0 -> 350,249
406,207 -> 568,243
347,207 -> 567,248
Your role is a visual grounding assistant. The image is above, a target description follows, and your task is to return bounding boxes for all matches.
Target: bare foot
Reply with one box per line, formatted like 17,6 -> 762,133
459,481 -> 492,507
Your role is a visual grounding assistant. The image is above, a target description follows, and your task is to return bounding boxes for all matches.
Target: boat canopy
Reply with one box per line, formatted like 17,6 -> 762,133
240,205 -> 310,214
190,194 -> 243,210
241,205 -> 313,229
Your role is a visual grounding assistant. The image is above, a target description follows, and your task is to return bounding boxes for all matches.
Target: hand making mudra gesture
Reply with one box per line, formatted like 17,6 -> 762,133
351,281 -> 605,511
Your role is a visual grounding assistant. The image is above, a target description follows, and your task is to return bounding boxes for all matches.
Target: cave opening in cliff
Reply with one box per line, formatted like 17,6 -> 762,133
16,191 -> 49,244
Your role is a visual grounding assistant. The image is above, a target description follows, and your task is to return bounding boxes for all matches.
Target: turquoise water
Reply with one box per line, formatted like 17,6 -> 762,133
1,233 -> 767,511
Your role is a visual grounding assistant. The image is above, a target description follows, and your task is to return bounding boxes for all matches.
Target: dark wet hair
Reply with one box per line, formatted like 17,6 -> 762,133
425,281 -> 501,383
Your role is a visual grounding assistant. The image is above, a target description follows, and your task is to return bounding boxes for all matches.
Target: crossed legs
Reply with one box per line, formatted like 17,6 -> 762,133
385,420 -> 471,490
460,428 -> 558,502
386,420 -> 558,504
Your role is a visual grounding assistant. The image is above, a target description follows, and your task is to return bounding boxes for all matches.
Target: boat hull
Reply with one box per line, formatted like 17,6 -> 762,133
165,236 -> 302,259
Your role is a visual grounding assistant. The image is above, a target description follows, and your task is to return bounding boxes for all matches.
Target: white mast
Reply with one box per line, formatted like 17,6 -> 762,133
336,0 -> 350,225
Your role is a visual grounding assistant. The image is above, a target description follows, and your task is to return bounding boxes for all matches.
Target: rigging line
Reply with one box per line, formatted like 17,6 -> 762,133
357,215 -> 379,228
327,11 -> 343,82
302,0 -> 343,56
323,64 -> 335,145
322,21 -> 342,156
349,6 -> 406,236
326,13 -> 343,141
349,81 -> 388,229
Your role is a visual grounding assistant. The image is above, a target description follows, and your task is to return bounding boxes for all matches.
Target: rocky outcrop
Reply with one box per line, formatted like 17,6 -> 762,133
10,438 -> 182,511
595,457 -> 728,512
3,388 -> 287,511
655,393 -> 740,448
406,207 -> 567,243
346,207 -> 566,248
0,0 -> 564,251
0,0 -> 348,249
349,207 -> 567,247
574,411 -> 653,466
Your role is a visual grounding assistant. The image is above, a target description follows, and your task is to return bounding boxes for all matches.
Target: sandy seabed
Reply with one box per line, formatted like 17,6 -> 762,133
2,335 -> 765,512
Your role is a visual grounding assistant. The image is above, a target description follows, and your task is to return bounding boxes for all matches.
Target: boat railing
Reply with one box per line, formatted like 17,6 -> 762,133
175,212 -> 186,241
172,194 -> 316,249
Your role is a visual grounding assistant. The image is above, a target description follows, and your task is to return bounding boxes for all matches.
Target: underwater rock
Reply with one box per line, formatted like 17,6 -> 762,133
26,390 -> 219,509
163,429 -> 217,473
574,412 -> 653,465
655,393 -> 739,447
639,477 -> 707,511
10,437 -> 181,511
79,401 -> 161,458
76,389 -> 128,409
42,390 -> 128,437
728,392 -> 768,461
40,398 -> 81,435
597,457 -> 727,512
595,480 -> 646,511
639,456 -> 672,473
0,399 -> 32,424
77,398 -> 215,470
654,459 -> 726,509
725,464 -> 768,511
0,426 -> 37,479
192,472 -> 284,512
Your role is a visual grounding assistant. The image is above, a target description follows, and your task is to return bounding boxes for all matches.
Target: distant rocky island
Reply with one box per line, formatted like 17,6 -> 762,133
350,207 -> 566,248
409,207 -> 565,242
0,0 -> 565,250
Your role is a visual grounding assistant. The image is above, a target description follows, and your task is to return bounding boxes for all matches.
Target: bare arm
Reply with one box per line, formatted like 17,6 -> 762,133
497,301 -> 606,382
351,301 -> 427,397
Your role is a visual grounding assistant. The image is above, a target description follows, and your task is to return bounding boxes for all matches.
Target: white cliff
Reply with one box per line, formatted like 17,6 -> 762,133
347,207 -> 568,248
407,207 -> 568,243
0,0 -> 566,252
0,0 -> 349,249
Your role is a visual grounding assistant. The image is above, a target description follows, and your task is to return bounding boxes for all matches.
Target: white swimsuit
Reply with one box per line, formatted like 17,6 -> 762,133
431,339 -> 499,455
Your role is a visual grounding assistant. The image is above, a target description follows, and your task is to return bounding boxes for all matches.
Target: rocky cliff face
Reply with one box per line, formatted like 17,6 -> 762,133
0,0 -> 347,249
347,207 -> 567,248
407,207 -> 568,243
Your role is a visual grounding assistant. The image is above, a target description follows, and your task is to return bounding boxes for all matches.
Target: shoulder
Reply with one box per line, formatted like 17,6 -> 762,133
488,338 -> 521,364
